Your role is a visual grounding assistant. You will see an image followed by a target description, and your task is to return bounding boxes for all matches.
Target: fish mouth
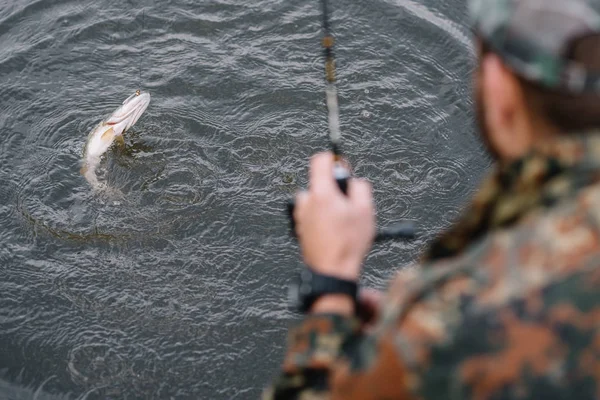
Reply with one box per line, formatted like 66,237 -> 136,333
106,90 -> 151,133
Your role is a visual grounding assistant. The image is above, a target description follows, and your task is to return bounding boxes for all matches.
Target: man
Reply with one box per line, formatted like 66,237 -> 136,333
263,0 -> 600,398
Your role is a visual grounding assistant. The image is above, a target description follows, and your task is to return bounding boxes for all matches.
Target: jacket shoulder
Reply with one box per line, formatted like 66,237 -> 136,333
383,185 -> 600,399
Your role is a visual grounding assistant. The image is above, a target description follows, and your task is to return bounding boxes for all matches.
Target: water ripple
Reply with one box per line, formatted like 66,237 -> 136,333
0,0 -> 487,398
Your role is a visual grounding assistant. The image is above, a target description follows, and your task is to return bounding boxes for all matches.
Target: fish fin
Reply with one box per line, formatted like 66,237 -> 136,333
116,134 -> 125,147
80,165 -> 88,175
101,127 -> 115,142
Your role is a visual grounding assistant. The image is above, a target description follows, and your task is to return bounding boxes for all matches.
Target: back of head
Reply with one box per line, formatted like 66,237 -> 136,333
471,0 -> 600,132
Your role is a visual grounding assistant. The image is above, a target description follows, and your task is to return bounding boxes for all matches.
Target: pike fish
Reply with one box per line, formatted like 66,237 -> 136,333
81,90 -> 151,188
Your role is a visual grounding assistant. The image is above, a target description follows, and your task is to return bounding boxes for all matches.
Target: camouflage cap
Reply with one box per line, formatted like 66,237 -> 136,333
469,0 -> 600,93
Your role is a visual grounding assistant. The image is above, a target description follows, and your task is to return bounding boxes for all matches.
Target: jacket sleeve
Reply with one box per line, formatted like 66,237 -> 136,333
262,313 -> 416,400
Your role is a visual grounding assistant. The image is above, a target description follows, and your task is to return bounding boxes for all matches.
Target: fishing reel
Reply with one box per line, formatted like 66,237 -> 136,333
286,160 -> 417,243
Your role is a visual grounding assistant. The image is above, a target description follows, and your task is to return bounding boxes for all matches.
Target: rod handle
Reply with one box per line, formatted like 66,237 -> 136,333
286,166 -> 417,242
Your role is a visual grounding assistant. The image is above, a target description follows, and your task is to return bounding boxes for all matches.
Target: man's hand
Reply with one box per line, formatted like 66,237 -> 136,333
357,288 -> 384,329
294,152 -> 376,282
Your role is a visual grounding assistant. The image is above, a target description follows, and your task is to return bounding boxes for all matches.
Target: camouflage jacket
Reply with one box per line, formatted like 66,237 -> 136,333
264,132 -> 600,400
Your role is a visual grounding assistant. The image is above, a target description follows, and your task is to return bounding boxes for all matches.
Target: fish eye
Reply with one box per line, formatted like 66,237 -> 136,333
135,90 -> 140,96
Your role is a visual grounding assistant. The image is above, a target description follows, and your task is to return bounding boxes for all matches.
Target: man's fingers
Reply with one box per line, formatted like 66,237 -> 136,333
309,152 -> 336,195
348,178 -> 374,210
294,191 -> 309,219
293,191 -> 309,239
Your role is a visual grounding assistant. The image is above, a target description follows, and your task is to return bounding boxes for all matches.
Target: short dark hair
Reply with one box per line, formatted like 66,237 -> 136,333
481,35 -> 600,132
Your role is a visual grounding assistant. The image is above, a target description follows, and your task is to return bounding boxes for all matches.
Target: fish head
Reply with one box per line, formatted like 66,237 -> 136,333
105,90 -> 151,135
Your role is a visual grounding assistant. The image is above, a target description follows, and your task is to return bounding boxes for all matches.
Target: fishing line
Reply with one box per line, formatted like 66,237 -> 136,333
138,8 -> 145,91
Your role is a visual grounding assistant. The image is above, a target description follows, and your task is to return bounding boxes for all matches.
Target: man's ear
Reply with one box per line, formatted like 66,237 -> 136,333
481,53 -> 533,160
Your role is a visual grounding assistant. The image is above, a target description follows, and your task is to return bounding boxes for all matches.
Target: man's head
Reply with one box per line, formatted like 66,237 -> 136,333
470,0 -> 600,162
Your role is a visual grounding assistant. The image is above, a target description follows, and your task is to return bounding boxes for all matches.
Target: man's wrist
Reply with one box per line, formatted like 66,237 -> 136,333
306,260 -> 362,282
289,268 -> 359,315
310,294 -> 354,316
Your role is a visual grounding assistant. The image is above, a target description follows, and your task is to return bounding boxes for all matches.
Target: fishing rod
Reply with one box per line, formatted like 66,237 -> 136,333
321,0 -> 348,190
287,0 -> 416,243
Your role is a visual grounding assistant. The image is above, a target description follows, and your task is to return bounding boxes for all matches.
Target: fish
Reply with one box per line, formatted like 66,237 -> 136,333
81,90 -> 151,188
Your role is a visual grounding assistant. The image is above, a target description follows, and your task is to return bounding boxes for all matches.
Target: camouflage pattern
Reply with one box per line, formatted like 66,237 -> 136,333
423,132 -> 600,261
469,0 -> 600,93
263,132 -> 600,400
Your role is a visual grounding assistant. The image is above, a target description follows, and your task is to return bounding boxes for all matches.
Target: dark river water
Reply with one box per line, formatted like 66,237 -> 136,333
0,0 -> 489,398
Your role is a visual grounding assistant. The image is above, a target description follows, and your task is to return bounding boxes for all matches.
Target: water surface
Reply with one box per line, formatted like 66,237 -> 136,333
0,0 -> 488,398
